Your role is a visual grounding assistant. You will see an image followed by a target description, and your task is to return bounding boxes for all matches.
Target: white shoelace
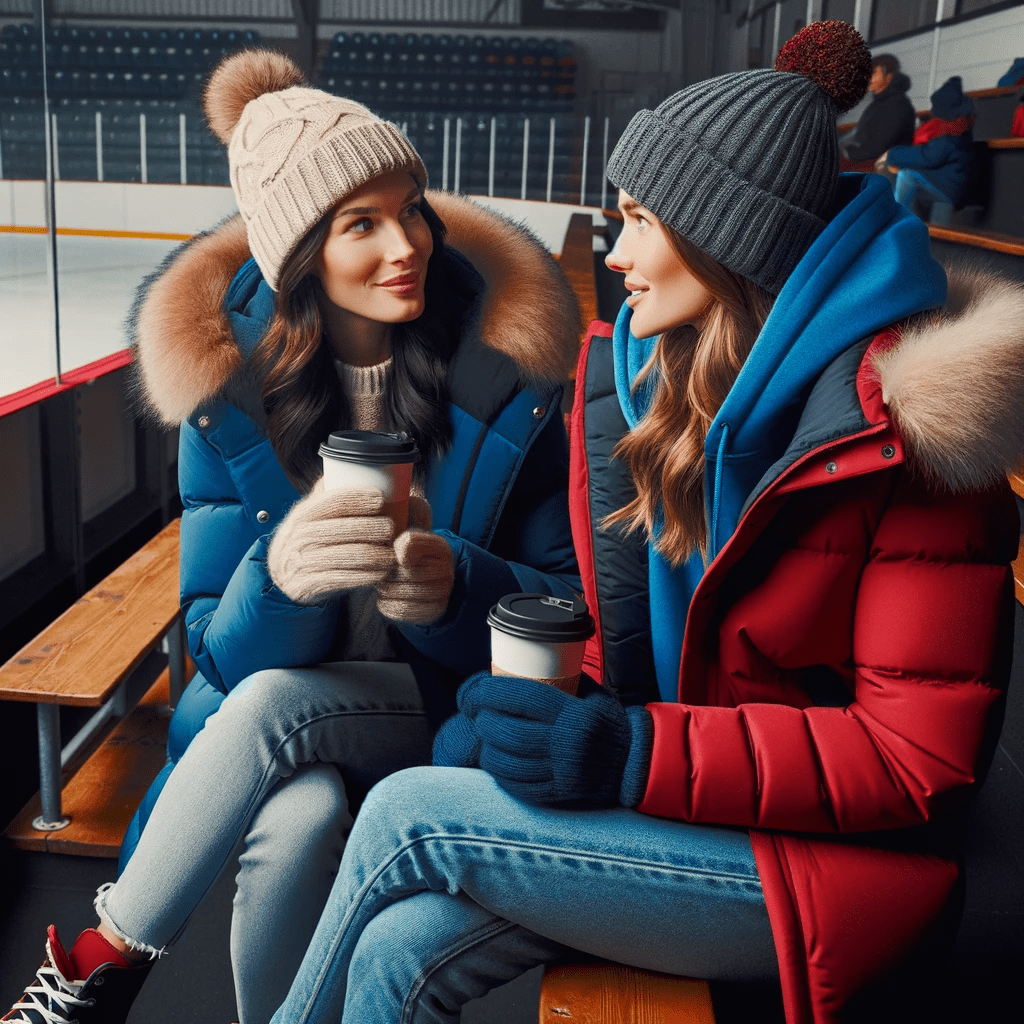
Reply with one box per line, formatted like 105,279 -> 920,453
7,941 -> 93,1024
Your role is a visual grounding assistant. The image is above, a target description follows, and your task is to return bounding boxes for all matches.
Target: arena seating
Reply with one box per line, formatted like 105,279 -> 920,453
317,31 -> 576,115
0,22 -> 260,100
0,23 -> 260,185
0,24 -> 589,200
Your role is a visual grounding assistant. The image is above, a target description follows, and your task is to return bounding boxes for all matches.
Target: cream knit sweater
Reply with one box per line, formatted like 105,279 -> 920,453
332,357 -> 395,661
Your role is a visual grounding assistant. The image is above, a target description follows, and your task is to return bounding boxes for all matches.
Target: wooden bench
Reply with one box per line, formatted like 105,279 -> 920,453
927,224 -> 1024,258
557,212 -> 601,330
1,517 -> 190,856
540,961 -> 715,1023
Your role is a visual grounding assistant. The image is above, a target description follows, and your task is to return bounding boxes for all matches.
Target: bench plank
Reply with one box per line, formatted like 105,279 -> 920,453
0,519 -> 181,707
539,962 -> 715,1024
4,669 -> 172,857
927,225 -> 1024,258
559,212 -> 600,331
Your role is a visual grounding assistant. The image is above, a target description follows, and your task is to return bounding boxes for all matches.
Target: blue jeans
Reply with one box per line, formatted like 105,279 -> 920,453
94,662 -> 432,1024
893,169 -> 954,224
270,767 -> 778,1024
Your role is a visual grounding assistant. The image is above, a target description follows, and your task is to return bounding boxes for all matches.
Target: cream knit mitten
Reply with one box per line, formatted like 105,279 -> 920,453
377,495 -> 455,625
268,484 -> 397,605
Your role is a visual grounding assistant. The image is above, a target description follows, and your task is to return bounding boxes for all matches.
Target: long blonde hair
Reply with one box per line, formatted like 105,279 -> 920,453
603,229 -> 774,566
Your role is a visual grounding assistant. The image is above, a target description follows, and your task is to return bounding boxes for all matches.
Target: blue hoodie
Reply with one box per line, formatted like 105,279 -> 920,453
613,173 -> 948,701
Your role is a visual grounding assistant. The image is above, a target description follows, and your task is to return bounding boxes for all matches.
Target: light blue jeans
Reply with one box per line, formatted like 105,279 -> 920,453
94,662 -> 432,1024
270,767 -> 778,1024
893,169 -> 954,224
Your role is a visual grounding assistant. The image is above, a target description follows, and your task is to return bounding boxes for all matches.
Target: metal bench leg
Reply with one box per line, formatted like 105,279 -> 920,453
33,703 -> 70,832
167,615 -> 186,709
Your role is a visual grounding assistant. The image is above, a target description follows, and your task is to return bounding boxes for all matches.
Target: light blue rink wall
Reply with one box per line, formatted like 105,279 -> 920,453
0,180 -> 608,401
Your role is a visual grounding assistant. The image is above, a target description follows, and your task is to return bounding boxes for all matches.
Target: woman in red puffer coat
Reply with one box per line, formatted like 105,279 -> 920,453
261,23 -> 1024,1024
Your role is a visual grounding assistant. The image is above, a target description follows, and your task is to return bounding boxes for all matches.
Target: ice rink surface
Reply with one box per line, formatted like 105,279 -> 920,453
1,232 -> 180,397
0,191 -> 604,401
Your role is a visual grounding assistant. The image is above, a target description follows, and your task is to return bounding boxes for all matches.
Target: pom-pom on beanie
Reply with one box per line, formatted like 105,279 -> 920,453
606,21 -> 872,295
204,49 -> 428,290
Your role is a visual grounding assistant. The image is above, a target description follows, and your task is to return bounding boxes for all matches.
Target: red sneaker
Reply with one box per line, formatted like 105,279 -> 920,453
2,925 -> 154,1024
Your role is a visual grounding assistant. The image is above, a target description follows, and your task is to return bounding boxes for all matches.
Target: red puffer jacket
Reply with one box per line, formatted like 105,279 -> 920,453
569,269 -> 1023,1023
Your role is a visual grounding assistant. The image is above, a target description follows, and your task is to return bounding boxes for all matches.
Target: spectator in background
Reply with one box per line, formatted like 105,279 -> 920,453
839,53 -> 915,170
1012,85 -> 1024,138
882,75 -> 975,226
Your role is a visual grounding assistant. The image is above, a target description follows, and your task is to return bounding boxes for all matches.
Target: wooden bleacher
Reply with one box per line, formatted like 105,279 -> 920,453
1008,473 -> 1024,606
1,518 -> 189,857
927,224 -> 1024,258
540,961 -> 716,1024
557,212 -> 600,330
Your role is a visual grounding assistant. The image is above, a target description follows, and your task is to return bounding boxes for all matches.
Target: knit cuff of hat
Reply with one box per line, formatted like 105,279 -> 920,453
244,121 -> 426,290
607,109 -> 828,295
618,705 -> 654,808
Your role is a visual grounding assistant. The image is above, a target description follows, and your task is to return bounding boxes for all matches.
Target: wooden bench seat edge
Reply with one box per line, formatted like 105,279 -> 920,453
0,518 -> 182,706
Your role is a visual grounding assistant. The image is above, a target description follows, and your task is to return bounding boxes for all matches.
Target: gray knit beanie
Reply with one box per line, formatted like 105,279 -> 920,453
204,49 -> 427,290
607,21 -> 872,295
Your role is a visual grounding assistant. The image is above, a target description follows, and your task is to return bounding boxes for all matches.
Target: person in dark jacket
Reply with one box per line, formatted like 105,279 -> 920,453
258,23 -> 1024,1024
883,75 -> 976,224
4,50 -> 581,1024
839,52 -> 915,169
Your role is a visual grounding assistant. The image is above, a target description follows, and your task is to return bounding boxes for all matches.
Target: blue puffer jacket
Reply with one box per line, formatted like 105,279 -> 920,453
888,129 -> 975,205
120,191 -> 583,870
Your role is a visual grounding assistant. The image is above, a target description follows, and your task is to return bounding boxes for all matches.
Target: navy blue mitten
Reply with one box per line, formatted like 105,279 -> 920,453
433,671 -> 653,808
432,703 -> 481,768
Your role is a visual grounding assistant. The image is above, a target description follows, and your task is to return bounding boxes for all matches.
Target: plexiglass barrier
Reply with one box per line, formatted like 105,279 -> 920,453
2,15 -> 630,409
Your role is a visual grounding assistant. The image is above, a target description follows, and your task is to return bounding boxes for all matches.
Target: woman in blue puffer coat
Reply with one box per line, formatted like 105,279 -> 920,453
3,50 -> 580,1024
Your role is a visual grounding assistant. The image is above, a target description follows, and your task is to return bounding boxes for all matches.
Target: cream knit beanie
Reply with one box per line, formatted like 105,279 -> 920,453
204,49 -> 428,290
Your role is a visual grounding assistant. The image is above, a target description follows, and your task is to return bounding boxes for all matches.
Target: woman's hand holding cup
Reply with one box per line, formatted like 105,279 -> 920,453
267,483 -> 398,605
376,495 -> 455,625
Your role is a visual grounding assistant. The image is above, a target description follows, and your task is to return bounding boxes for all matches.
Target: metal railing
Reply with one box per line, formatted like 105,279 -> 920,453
1,102 -> 626,207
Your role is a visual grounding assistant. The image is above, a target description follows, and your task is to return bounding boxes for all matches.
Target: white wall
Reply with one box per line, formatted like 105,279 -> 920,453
868,5 -> 1024,111
933,6 -> 1024,95
0,179 -> 238,231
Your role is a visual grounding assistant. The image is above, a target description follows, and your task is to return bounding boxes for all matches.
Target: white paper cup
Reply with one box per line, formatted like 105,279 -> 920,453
319,430 -> 419,533
488,594 -> 595,696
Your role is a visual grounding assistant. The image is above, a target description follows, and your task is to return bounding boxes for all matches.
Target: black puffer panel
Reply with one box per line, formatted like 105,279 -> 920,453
582,339 -> 660,706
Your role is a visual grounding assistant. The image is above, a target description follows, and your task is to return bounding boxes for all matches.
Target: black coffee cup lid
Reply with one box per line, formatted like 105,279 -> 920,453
487,593 -> 595,643
319,430 -> 419,465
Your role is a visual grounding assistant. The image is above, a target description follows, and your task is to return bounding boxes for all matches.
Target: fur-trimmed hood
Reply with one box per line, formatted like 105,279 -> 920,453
131,190 -> 581,426
875,262 -> 1024,492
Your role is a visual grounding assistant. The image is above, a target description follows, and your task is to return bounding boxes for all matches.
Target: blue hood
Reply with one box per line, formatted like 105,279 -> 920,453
613,173 -> 947,700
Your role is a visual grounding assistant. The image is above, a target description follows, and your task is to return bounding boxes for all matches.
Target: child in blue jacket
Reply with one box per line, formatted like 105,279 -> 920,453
882,75 -> 975,224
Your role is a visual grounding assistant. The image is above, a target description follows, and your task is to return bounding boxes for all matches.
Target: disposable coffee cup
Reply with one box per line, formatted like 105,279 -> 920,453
487,593 -> 595,696
318,430 -> 419,534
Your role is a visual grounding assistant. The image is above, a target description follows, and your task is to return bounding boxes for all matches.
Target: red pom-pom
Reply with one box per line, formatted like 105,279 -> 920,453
775,20 -> 872,114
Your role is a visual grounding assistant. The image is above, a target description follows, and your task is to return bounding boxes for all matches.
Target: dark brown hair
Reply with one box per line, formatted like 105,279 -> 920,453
873,53 -> 900,77
254,195 -> 459,492
603,230 -> 774,566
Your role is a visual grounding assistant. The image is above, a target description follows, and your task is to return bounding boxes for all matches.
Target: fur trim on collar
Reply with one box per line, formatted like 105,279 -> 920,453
132,192 -> 581,426
874,264 -> 1024,492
